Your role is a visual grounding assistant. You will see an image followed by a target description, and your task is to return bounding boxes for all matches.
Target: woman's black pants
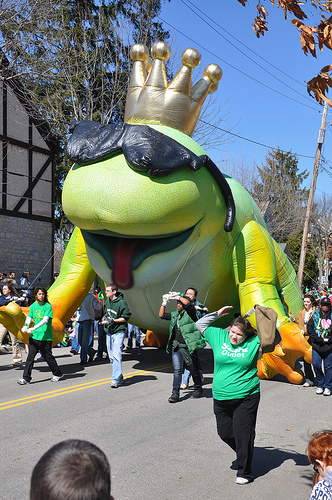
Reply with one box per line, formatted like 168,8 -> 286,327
213,392 -> 260,480
23,338 -> 63,382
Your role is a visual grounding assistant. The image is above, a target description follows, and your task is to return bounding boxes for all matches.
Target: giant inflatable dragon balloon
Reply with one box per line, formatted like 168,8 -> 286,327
0,42 -> 311,383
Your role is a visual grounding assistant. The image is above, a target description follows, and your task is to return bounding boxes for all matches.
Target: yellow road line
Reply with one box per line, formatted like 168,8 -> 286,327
1,354 -> 212,411
0,362 -> 174,411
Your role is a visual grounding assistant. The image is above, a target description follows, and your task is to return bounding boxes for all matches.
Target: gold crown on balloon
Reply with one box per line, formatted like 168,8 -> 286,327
124,41 -> 223,137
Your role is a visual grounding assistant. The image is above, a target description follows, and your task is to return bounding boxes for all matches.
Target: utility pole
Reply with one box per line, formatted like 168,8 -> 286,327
298,100 -> 328,289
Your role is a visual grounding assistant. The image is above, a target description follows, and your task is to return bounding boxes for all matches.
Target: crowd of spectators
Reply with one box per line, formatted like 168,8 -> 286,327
0,270 -> 33,307
297,286 -> 332,397
1,273 -> 332,496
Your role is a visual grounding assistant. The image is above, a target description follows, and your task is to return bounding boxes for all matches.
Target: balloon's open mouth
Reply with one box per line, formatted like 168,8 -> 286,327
81,225 -> 196,289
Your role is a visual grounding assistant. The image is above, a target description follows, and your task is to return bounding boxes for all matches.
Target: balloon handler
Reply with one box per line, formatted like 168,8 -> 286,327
18,287 -> 63,385
196,304 -> 280,484
159,292 -> 205,403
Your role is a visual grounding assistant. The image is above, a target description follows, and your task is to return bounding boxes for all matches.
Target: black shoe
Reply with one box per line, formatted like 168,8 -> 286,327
70,349 -> 78,355
168,389 -> 180,403
88,349 -> 96,363
80,360 -> 88,365
191,387 -> 203,398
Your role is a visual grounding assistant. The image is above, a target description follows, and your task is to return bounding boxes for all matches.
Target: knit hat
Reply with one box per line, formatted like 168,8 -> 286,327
320,296 -> 331,307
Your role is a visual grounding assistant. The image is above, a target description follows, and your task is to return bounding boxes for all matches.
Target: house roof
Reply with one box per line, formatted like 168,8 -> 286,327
0,50 -> 58,153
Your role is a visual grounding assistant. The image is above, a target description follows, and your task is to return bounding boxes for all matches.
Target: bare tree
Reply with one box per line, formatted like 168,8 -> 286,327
0,0 -> 171,137
193,95 -> 233,151
217,151 -> 259,193
310,194 -> 332,286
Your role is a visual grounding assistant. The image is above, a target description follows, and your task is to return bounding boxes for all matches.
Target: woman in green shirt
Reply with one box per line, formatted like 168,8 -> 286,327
196,305 -> 262,485
18,287 -> 63,385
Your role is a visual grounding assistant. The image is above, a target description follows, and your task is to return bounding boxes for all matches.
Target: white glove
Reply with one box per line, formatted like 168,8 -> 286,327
162,294 -> 170,307
21,326 -> 28,334
101,315 -> 114,326
27,328 -> 34,334
168,291 -> 181,300
13,296 -> 24,303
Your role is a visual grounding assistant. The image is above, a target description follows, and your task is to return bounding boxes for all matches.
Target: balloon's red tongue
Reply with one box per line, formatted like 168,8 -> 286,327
112,238 -> 139,289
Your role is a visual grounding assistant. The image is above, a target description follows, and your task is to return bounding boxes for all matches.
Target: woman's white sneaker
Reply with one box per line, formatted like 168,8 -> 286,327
236,477 -> 250,485
17,378 -> 29,385
323,388 -> 331,396
316,387 -> 324,395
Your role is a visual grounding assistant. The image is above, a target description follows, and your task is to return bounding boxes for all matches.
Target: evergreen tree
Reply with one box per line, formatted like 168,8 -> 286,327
251,148 -> 309,241
287,230 -> 319,289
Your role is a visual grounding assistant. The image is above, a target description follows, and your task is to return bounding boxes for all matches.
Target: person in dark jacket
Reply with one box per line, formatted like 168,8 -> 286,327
180,286 -> 208,389
307,296 -> 332,396
102,284 -> 131,388
159,293 -> 205,403
296,293 -> 316,387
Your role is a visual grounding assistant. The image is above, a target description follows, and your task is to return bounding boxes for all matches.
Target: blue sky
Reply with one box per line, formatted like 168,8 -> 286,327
158,0 -> 332,198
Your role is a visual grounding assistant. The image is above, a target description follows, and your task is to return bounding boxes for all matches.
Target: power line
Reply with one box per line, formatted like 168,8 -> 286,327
321,165 -> 332,181
180,0 -> 318,106
181,0 -> 306,89
320,154 -> 332,172
199,118 -> 315,159
315,186 -> 332,201
159,17 -> 320,112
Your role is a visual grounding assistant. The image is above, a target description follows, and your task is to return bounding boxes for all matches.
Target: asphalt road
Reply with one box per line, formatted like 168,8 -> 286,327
0,342 -> 330,500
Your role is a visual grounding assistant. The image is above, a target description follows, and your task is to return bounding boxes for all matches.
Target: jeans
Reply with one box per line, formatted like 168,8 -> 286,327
106,331 -> 126,383
77,320 -> 95,362
71,322 -> 80,353
312,349 -> 332,390
182,348 -> 203,386
171,348 -> 201,390
127,324 -> 140,348
95,320 -> 107,357
214,392 -> 260,480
